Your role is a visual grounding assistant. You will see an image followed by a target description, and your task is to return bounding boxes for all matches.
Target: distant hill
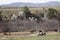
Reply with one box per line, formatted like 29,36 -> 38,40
0,1 -> 60,7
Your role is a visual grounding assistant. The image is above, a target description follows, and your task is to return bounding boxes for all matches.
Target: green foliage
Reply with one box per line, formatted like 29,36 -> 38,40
0,11 -> 3,21
47,8 -> 57,19
23,6 -> 32,18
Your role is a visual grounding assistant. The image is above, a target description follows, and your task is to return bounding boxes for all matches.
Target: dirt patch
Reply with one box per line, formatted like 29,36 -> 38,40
0,32 -> 60,37
46,32 -> 59,35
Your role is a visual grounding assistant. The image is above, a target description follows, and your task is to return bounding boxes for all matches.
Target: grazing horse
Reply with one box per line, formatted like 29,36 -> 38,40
38,30 -> 46,36
30,30 -> 36,33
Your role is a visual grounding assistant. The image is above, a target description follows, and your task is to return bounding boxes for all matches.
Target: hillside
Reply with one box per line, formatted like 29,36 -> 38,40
0,1 -> 60,7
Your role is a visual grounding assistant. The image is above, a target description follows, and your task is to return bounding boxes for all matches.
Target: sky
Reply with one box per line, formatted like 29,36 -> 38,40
0,0 -> 60,5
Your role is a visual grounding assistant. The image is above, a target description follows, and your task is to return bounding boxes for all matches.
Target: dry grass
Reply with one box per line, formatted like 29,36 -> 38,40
0,34 -> 60,40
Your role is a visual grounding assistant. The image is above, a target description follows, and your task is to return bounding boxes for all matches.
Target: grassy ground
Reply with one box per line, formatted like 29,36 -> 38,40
0,33 -> 60,40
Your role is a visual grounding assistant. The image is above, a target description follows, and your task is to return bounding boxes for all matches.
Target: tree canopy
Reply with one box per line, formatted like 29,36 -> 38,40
23,6 -> 32,18
0,11 -> 3,21
47,8 -> 57,19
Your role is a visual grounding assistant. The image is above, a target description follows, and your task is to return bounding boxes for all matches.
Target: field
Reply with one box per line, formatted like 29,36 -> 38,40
0,7 -> 60,40
0,32 -> 60,40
